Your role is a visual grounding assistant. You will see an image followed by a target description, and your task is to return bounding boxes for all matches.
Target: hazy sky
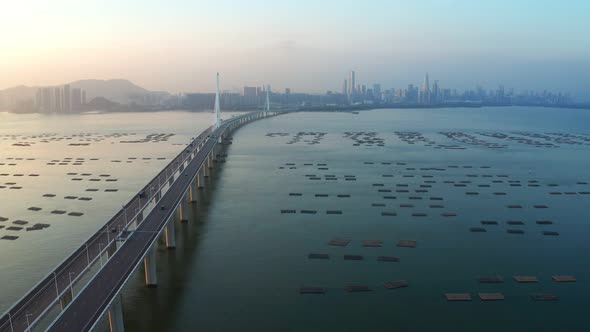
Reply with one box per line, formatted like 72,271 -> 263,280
1,0 -> 589,98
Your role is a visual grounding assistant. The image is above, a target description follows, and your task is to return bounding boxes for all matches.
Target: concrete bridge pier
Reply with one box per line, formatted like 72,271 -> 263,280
178,199 -> 188,223
165,219 -> 176,248
197,167 -> 204,188
207,153 -> 213,170
202,156 -> 209,177
107,294 -> 125,332
188,180 -> 197,203
143,246 -> 158,287
214,144 -> 220,160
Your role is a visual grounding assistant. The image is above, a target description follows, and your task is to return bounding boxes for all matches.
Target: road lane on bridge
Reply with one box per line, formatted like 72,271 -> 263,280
48,129 -> 220,331
0,128 -> 214,332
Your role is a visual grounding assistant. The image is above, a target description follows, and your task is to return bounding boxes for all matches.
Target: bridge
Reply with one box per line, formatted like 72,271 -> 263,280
0,106 -> 292,332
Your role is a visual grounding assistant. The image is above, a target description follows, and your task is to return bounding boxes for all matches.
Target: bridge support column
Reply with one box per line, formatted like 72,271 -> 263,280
189,181 -> 197,203
204,158 -> 210,178
197,168 -> 204,188
144,246 -> 158,287
178,201 -> 188,223
207,154 -> 212,169
165,220 -> 176,248
108,294 -> 125,332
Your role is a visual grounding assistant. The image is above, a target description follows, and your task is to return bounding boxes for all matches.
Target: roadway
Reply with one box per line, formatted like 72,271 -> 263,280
0,127 -> 214,332
47,125 -> 223,331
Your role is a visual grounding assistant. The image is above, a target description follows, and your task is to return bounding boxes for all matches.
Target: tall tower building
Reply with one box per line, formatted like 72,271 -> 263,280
214,73 -> 221,129
422,73 -> 430,95
421,73 -> 431,104
432,80 -> 440,103
372,84 -> 382,102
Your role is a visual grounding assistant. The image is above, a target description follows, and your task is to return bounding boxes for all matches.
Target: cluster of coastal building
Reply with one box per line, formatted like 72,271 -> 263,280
1,85 -> 89,113
182,71 -> 573,110
0,73 -> 576,113
338,71 -> 571,107
35,85 -> 87,113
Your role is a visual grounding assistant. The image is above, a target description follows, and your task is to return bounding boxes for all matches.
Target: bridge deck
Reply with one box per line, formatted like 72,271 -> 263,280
0,124 -> 215,332
48,128 -> 220,331
0,110 -> 288,332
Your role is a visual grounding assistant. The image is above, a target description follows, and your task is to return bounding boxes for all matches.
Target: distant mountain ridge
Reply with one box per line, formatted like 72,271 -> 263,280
0,79 -> 169,107
70,79 -> 165,104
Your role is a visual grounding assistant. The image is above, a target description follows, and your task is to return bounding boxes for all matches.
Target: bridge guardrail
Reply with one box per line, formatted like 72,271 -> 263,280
0,111 -> 281,332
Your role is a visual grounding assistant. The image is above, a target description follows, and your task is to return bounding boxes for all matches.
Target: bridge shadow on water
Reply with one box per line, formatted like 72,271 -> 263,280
95,144 -> 232,332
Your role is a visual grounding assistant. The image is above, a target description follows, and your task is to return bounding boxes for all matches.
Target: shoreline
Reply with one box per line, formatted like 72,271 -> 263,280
3,103 -> 590,115
297,103 -> 590,112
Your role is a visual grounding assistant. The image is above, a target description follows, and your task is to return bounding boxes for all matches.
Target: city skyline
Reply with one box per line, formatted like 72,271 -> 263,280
1,71 -> 578,98
1,70 -> 574,113
1,0 -> 589,99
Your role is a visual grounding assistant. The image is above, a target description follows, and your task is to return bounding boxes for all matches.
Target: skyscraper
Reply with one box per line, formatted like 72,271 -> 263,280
421,73 -> 431,104
349,71 -> 356,102
407,84 -> 417,103
214,73 -> 221,129
372,83 -> 382,102
432,80 -> 439,103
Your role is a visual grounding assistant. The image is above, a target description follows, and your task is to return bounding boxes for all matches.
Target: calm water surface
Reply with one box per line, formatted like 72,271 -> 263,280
0,110 -> 238,312
121,107 -> 590,332
2,107 -> 590,332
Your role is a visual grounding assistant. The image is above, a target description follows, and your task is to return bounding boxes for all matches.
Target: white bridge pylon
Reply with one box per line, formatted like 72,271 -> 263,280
265,84 -> 270,112
214,73 -> 221,129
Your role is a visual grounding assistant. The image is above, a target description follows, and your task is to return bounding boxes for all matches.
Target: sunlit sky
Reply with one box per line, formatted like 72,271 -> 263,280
1,0 -> 589,98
